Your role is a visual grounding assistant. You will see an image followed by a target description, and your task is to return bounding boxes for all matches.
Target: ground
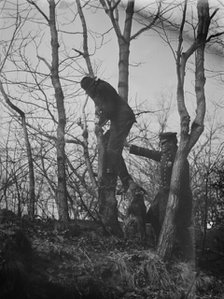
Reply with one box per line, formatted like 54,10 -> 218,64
0,212 -> 224,299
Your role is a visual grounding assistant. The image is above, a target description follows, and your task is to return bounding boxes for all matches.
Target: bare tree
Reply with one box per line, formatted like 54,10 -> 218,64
75,0 -> 98,197
0,4 -> 36,218
99,0 -> 162,101
0,83 -> 36,218
157,0 -> 223,260
71,0 -> 167,235
27,0 -> 69,222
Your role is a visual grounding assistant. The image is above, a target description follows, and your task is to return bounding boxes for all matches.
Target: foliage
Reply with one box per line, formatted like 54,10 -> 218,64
210,163 -> 224,226
1,214 -> 224,298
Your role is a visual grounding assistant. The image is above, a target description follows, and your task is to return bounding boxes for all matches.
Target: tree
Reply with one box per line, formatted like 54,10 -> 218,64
75,0 -> 98,197
95,0 -> 164,235
0,4 -> 35,218
0,83 -> 36,218
157,0 -> 223,260
27,0 -> 69,222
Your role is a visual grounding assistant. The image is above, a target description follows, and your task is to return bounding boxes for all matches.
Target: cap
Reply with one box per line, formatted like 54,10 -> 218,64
159,132 -> 177,142
80,76 -> 95,91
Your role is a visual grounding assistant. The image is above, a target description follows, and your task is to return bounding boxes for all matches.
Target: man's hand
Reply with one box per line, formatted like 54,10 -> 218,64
123,140 -> 130,149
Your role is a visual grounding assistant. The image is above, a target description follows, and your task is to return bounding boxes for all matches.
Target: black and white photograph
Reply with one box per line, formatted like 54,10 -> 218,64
0,0 -> 224,298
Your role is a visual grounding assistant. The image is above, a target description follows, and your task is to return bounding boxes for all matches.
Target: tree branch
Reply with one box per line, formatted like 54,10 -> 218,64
0,80 -> 25,117
76,0 -> 94,76
26,0 -> 49,23
130,2 -> 161,41
99,0 -> 123,40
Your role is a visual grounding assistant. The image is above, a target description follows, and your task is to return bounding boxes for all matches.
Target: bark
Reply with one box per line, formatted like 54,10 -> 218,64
0,81 -> 35,219
96,0 -> 136,235
22,117 -> 35,218
76,0 -> 94,77
118,0 -> 134,102
97,129 -> 123,236
157,0 -> 210,261
48,0 -> 69,222
76,0 -> 98,196
157,142 -> 190,260
77,0 -> 123,233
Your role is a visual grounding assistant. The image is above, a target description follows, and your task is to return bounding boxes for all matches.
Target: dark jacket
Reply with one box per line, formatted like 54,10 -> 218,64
81,77 -> 135,125
130,144 -> 190,191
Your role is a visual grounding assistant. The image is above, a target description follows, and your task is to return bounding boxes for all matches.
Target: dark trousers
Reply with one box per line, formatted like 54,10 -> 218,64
106,118 -> 135,175
102,125 -> 133,189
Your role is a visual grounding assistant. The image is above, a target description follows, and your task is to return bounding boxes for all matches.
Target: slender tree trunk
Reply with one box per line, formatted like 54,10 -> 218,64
118,0 -> 134,101
157,0 -> 210,261
21,117 -> 35,218
76,0 -> 98,196
48,0 -> 69,222
0,81 -> 35,219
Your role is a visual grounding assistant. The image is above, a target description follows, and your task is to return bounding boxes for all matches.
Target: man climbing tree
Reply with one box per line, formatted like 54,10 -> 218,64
80,76 -> 136,235
127,132 -> 193,260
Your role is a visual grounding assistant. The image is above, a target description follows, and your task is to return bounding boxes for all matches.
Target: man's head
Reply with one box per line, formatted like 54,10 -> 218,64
80,76 -> 95,91
159,132 -> 177,151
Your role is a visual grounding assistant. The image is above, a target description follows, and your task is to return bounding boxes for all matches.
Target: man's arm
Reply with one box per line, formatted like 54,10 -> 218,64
129,145 -> 161,161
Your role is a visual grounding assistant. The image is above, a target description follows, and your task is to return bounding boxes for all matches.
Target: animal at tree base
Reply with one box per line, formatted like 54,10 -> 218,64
80,76 -> 136,178
129,132 -> 194,260
124,182 -> 147,242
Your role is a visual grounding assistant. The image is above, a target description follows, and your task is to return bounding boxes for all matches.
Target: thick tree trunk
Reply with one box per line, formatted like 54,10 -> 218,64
157,0 -> 210,261
157,141 -> 190,259
97,129 -> 123,236
49,0 -> 69,222
96,0 -> 135,235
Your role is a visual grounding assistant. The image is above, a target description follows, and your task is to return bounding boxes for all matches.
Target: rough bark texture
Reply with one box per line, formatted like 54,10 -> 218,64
49,0 -> 69,222
118,0 -> 134,102
97,129 -> 123,236
97,0 -> 136,235
21,118 -> 35,218
129,134 -> 193,256
77,0 -> 118,232
157,0 -> 210,261
157,146 -> 193,260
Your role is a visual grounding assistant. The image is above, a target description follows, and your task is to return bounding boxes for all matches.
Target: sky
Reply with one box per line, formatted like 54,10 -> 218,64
0,0 -> 223,145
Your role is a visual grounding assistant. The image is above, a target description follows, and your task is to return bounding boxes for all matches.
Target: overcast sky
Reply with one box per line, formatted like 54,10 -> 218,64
0,0 -> 223,143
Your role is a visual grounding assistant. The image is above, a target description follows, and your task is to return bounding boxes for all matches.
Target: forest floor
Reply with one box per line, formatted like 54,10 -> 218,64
0,213 -> 224,299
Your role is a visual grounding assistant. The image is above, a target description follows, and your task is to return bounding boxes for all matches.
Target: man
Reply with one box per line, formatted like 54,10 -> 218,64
127,132 -> 194,259
80,76 -> 136,180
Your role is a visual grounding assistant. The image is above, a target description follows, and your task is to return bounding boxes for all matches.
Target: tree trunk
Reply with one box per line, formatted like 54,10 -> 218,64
97,0 -> 135,235
157,0 -> 210,261
48,0 -> 69,222
118,0 -> 134,102
76,0 -> 98,195
157,141 -> 190,259
97,129 -> 123,236
21,118 -> 35,218
0,81 -> 35,219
